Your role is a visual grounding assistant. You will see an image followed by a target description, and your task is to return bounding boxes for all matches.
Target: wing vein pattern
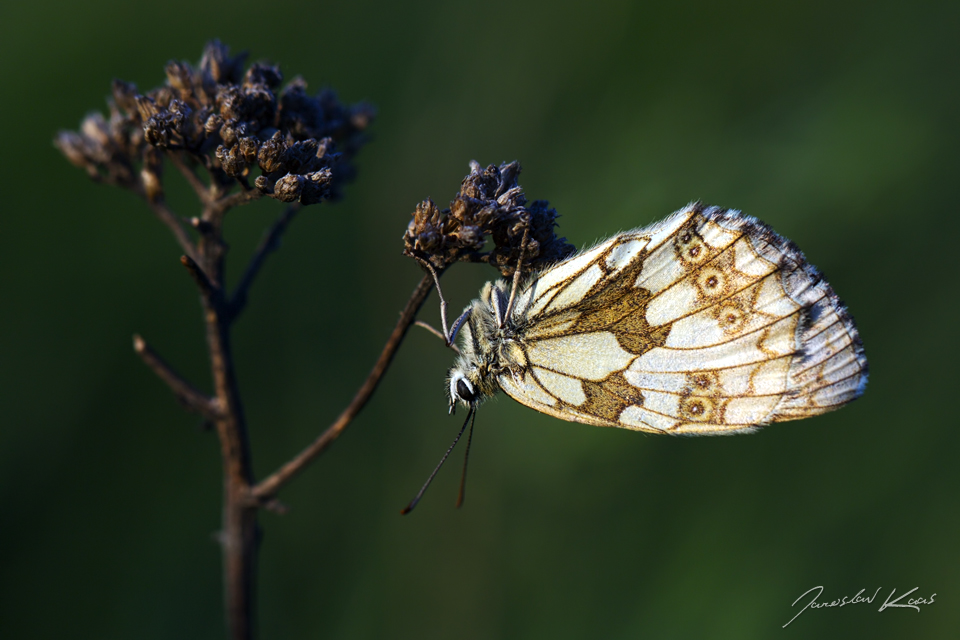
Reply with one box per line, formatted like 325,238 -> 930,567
492,203 -> 867,435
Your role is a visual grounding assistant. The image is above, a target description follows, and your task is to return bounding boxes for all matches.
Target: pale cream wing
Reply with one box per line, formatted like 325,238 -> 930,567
499,203 -> 867,435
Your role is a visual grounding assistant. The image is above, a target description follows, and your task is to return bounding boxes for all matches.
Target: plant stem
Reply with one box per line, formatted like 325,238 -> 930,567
207,308 -> 256,640
135,183 -> 435,639
132,334 -> 219,420
252,273 -> 434,502
196,211 -> 258,640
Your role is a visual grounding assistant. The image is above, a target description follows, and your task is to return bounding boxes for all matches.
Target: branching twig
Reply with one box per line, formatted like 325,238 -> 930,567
252,273 -> 435,502
133,334 -> 221,420
59,41 -> 378,640
189,216 -> 215,238
229,204 -> 300,320
145,198 -> 200,264
181,254 -> 217,299
213,189 -> 263,214
167,151 -> 212,205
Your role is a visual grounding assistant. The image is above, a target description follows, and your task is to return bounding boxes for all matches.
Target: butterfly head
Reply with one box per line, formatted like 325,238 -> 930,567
447,368 -> 481,413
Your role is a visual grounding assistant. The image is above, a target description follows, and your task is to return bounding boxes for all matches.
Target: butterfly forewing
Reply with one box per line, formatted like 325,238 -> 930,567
496,203 -> 867,434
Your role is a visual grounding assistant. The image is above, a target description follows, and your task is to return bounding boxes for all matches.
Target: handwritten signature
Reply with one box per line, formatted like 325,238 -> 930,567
783,585 -> 936,628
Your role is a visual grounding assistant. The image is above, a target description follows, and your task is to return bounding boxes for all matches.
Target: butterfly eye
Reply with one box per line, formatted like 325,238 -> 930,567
456,379 -> 477,402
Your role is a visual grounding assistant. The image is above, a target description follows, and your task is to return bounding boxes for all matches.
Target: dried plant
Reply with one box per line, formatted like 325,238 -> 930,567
404,160 -> 574,275
57,41 -> 571,640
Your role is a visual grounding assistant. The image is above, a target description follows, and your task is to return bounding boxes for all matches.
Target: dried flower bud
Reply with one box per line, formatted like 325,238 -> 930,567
136,95 -> 159,121
141,99 -> 192,148
216,144 -> 248,177
404,161 -> 574,275
456,225 -> 483,248
203,113 -> 222,134
315,137 -> 333,160
55,130 -> 98,178
245,63 -> 283,89
274,173 -> 303,202
239,137 -> 259,163
57,40 -> 373,208
257,131 -> 286,174
199,39 -> 247,85
165,61 -> 195,97
80,112 -> 112,148
283,139 -> 319,174
111,80 -> 140,119
349,103 -> 376,130
300,169 -> 333,205
216,86 -> 245,122
405,199 -> 445,254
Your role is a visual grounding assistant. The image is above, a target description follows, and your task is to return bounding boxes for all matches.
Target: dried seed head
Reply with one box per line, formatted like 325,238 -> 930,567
56,40 -> 374,207
274,173 -> 304,202
216,143 -> 248,177
404,161 -> 574,276
257,131 -> 286,174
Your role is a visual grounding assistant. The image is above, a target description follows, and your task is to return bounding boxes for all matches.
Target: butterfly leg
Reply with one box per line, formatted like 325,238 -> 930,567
415,257 -> 454,343
448,307 -> 472,345
415,255 -> 471,349
413,320 -> 461,354
502,224 -> 530,326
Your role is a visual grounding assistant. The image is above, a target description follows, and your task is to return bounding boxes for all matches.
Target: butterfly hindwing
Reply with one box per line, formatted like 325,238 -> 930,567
496,203 -> 867,434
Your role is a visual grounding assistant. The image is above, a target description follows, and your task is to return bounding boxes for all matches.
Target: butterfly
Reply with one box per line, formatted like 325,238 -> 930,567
402,202 -> 868,513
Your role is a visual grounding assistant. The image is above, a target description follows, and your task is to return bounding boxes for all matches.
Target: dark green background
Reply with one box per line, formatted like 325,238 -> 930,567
2,0 -> 957,638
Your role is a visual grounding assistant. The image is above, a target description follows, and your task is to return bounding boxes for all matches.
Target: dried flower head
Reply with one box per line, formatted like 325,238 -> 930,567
404,161 -> 575,277
56,40 -> 374,205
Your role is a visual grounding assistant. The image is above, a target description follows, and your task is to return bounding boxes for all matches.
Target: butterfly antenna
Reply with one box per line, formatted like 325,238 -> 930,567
401,406 -> 475,515
502,225 -> 530,327
455,407 -> 478,508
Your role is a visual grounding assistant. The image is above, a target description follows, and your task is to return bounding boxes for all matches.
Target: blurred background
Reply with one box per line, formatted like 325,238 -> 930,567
2,0 -> 957,638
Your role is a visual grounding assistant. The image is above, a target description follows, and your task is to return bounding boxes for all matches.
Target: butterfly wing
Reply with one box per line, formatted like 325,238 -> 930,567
497,203 -> 867,435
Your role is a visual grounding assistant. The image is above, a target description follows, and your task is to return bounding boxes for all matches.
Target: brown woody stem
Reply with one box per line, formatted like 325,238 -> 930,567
252,273 -> 435,502
135,169 -> 430,640
205,291 -> 258,640
192,203 -> 258,640
167,151 -> 211,204
215,189 -> 262,212
133,334 -> 220,420
138,190 -> 259,639
145,198 -> 201,265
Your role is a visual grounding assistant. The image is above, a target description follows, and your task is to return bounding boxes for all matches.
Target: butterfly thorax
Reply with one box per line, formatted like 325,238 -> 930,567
447,280 -> 530,411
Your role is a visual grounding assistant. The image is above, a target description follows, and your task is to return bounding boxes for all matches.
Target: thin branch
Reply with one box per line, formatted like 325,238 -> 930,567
229,204 -> 300,320
213,188 -> 263,214
194,237 -> 257,640
133,334 -> 220,421
252,273 -> 435,502
181,254 -> 217,299
167,151 -> 212,204
189,216 -> 215,238
146,198 -> 201,265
